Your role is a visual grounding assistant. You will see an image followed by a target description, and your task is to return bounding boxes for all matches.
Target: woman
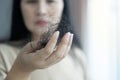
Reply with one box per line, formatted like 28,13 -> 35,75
0,0 -> 87,80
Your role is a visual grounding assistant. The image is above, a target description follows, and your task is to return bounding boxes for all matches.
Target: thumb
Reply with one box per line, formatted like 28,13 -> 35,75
22,40 -> 42,53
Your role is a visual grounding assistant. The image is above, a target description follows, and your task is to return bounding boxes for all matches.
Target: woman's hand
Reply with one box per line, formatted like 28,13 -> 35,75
14,31 -> 73,73
6,31 -> 73,80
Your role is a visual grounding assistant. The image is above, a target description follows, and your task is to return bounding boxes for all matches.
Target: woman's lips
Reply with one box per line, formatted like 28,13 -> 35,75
36,20 -> 48,27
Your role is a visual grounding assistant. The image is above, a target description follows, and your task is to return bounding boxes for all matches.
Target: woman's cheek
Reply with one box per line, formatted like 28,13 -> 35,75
22,8 -> 35,32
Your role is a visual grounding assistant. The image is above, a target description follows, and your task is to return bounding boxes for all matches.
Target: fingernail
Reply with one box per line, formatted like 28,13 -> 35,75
71,33 -> 74,40
69,33 -> 73,44
56,31 -> 59,34
66,32 -> 71,38
54,31 -> 60,36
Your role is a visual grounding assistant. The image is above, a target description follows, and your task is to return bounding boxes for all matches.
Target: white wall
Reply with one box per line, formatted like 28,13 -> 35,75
69,0 -> 118,80
87,0 -> 117,80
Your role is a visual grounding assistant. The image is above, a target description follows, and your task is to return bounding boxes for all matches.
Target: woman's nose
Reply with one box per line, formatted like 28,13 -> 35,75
36,2 -> 47,16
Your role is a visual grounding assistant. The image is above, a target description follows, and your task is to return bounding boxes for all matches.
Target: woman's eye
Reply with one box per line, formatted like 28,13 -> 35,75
27,0 -> 37,3
47,0 -> 55,3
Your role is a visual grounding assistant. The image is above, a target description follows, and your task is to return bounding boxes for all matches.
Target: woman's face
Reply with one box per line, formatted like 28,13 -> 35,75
21,0 -> 64,37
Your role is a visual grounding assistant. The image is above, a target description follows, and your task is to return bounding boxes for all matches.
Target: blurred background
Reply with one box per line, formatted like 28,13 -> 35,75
0,0 -> 119,80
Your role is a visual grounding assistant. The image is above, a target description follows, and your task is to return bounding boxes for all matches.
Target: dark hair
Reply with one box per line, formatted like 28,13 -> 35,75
10,0 -> 82,49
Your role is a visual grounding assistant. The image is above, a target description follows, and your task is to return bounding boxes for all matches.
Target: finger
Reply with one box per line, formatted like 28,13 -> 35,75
22,31 -> 59,54
45,32 -> 71,64
22,40 -> 41,53
47,33 -> 73,65
52,32 -> 71,56
63,33 -> 74,57
43,31 -> 59,57
33,31 -> 59,59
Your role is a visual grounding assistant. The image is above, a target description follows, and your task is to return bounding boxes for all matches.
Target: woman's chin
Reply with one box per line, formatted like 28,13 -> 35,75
31,24 -> 56,41
34,27 -> 49,34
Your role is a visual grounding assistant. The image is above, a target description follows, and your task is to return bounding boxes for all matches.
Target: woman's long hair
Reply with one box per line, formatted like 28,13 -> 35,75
10,0 -> 82,49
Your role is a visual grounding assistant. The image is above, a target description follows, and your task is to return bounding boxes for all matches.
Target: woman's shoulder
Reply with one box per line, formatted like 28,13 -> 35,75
0,41 -> 20,52
0,41 -> 21,60
70,46 -> 87,72
0,40 -> 26,51
0,42 -> 15,49
73,47 -> 87,64
0,43 -> 15,53
71,46 -> 87,64
71,46 -> 88,80
0,42 -> 22,78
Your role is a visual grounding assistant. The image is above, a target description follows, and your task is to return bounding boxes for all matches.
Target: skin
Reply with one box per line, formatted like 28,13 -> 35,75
6,0 -> 74,80
21,0 -> 64,40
